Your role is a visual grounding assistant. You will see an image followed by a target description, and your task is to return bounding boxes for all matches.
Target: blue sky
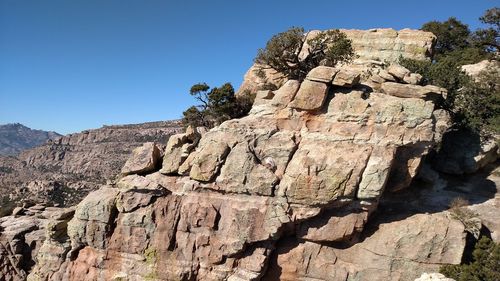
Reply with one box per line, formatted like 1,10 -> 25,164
0,0 -> 495,134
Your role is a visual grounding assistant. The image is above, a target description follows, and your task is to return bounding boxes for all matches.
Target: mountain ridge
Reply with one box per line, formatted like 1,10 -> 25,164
0,123 -> 62,156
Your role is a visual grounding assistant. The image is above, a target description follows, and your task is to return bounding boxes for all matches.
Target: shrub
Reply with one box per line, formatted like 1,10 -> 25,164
422,17 -> 472,59
454,66 -> 500,135
255,27 -> 355,81
474,7 -> 499,53
400,7 -> 499,136
440,236 -> 500,281
182,82 -> 252,128
449,197 -> 481,238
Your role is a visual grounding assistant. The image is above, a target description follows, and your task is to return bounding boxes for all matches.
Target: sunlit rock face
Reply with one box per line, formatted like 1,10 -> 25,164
237,28 -> 436,97
5,27 -> 498,281
22,49 -> 474,281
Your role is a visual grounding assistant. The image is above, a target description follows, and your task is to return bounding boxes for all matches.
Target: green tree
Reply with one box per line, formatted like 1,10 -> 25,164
400,7 -> 499,135
255,27 -> 355,81
422,17 -> 473,58
182,83 -> 251,128
440,236 -> 500,281
474,7 -> 499,53
454,66 -> 500,134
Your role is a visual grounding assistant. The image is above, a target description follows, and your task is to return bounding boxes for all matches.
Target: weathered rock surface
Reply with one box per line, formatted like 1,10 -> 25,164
237,28 -> 435,97
21,53 -> 479,281
461,59 -> 500,80
5,28 -> 499,281
381,82 -> 446,99
121,142 -> 162,176
267,214 -> 465,281
0,206 -> 74,281
290,79 -> 329,110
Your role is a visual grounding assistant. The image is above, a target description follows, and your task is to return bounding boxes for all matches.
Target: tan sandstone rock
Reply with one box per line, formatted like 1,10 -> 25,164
121,142 -> 162,176
24,29 -> 470,281
290,79 -> 329,110
267,213 -> 465,281
306,66 -> 338,83
381,82 -> 447,99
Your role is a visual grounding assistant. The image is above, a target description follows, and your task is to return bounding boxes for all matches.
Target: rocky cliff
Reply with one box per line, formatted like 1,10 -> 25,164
0,124 -> 61,156
237,28 -> 436,97
0,28 -> 498,281
0,121 -> 182,208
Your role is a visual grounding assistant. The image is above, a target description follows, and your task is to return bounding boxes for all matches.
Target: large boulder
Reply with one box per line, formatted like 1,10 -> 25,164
381,82 -> 447,99
121,142 -> 162,176
267,214 -> 465,281
290,79 -> 329,110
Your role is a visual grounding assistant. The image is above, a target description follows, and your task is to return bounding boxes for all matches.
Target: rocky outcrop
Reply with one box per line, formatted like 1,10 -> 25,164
432,60 -> 500,175
461,59 -> 500,80
22,57 -> 475,281
4,28 -> 498,281
267,214 -> 464,281
0,121 -> 182,208
237,28 -> 435,96
0,205 -> 74,281
433,130 -> 499,175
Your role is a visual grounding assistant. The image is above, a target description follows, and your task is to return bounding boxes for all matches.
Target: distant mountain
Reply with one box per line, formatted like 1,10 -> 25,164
0,123 -> 62,155
0,120 -> 183,207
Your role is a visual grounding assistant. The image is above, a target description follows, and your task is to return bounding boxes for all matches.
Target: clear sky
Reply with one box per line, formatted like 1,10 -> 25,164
0,0 -> 496,134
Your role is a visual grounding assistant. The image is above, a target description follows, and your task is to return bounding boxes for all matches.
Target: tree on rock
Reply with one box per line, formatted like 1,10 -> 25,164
422,17 -> 472,58
401,7 -> 499,135
182,83 -> 252,128
474,7 -> 499,53
255,27 -> 355,81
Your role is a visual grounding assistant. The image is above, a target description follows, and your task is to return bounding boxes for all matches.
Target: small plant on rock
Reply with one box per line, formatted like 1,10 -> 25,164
449,197 -> 481,239
255,27 -> 355,81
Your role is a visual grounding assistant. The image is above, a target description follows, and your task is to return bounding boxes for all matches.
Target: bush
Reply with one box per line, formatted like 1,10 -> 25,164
474,7 -> 499,53
400,7 -> 499,136
182,82 -> 252,128
449,197 -> 481,238
454,66 -> 500,135
255,27 -> 355,81
440,236 -> 500,281
422,17 -> 472,58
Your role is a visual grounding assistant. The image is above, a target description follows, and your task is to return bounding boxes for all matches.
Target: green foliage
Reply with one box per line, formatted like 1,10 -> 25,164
455,66 -> 500,135
255,27 -> 355,80
182,83 -> 252,128
400,56 -> 499,135
422,17 -> 472,58
400,7 -> 499,135
474,7 -> 499,53
440,236 -> 500,281
182,106 -> 207,128
144,247 -> 157,265
448,197 -> 481,238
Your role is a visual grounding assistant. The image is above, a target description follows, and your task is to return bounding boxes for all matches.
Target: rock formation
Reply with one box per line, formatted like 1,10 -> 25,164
431,60 -> 500,175
237,28 -> 436,97
0,121 -> 182,209
1,28 -> 498,281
